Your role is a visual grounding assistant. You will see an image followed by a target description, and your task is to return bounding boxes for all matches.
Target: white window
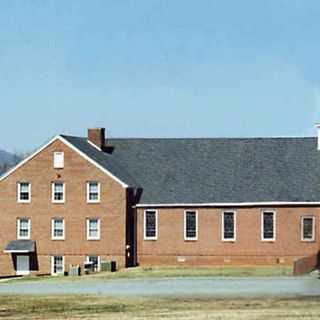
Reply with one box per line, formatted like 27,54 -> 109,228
184,210 -> 198,241
87,182 -> 100,203
87,218 -> 100,240
52,182 -> 65,203
261,211 -> 276,241
301,216 -> 315,242
51,218 -> 65,240
222,211 -> 236,241
144,210 -> 158,240
17,182 -> 31,203
17,218 -> 31,239
51,256 -> 64,275
86,256 -> 101,272
53,152 -> 64,169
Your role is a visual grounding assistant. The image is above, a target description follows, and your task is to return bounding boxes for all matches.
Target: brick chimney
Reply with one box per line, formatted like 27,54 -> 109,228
88,128 -> 106,150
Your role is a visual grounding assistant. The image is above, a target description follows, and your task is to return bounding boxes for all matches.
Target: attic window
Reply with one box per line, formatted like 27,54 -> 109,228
54,152 -> 64,169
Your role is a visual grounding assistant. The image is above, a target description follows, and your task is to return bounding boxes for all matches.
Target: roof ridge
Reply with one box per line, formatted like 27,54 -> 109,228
61,134 -> 316,141
107,136 -> 315,140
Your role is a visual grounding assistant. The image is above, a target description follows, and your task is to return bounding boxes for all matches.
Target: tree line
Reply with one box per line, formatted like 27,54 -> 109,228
0,152 -> 29,175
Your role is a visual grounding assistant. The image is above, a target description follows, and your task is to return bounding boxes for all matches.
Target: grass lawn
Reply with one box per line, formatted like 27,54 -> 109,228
3,266 -> 293,283
0,295 -> 319,319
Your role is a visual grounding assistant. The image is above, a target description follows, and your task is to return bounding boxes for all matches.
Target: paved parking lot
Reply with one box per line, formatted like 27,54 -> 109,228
0,276 -> 319,297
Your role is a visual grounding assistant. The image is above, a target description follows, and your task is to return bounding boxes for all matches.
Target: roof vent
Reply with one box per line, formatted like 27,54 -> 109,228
88,128 -> 106,150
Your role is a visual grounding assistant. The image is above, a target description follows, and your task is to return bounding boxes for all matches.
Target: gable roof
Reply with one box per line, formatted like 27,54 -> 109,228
62,135 -> 320,205
60,135 -> 138,188
0,135 -> 137,188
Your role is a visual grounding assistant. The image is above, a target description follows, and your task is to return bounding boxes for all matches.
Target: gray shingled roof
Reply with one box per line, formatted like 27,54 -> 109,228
62,135 -> 320,204
4,240 -> 35,252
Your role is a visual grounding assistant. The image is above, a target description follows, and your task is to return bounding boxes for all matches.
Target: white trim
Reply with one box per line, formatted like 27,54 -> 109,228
87,139 -> 102,151
184,210 -> 198,241
86,218 -> 101,240
261,210 -> 276,242
0,135 -> 61,182
301,216 -> 316,242
86,182 -> 101,203
4,250 -> 30,253
86,255 -> 101,272
221,210 -> 236,242
136,202 -> 320,208
17,218 -> 31,240
17,182 -> 31,203
51,182 -> 65,203
59,136 -> 128,188
51,218 -> 65,240
0,135 -> 128,189
51,255 -> 65,275
53,151 -> 64,169
144,209 -> 158,240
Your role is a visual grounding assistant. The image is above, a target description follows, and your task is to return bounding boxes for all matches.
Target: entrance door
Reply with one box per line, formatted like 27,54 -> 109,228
16,255 -> 30,275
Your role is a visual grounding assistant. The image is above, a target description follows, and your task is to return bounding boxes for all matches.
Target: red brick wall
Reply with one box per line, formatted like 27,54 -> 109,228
0,139 -> 128,276
136,207 -> 320,267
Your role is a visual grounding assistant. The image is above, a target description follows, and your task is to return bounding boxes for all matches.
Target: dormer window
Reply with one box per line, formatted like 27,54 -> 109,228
17,182 -> 31,203
53,152 -> 64,169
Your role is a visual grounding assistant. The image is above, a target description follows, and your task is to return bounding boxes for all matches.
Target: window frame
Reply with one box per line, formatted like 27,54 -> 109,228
221,210 -> 237,242
17,217 -> 31,240
51,218 -> 65,240
53,151 -> 64,169
86,218 -> 101,240
301,216 -> 316,242
86,255 -> 101,272
184,210 -> 198,241
51,255 -> 65,275
261,210 -> 276,242
17,182 -> 31,203
51,182 -> 65,203
144,209 -> 158,240
86,182 -> 101,203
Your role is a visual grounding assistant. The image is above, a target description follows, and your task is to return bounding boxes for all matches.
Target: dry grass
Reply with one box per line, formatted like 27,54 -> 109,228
0,295 -> 319,319
4,266 -> 293,284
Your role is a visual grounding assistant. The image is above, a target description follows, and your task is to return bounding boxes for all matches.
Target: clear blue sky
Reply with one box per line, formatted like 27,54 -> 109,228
1,0 -> 320,152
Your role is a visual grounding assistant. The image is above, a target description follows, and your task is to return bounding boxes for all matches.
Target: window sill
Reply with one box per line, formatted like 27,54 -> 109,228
52,201 -> 65,204
222,239 -> 236,242
261,239 -> 276,242
17,201 -> 31,204
87,238 -> 101,241
301,239 -> 316,242
51,238 -> 65,241
144,238 -> 157,241
87,201 -> 101,204
184,238 -> 198,242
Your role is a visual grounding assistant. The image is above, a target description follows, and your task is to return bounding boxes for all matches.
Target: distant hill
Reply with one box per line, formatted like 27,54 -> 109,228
0,150 -> 14,163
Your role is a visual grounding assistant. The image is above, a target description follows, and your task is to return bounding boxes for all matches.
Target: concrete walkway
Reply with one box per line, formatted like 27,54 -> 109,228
0,277 -> 319,297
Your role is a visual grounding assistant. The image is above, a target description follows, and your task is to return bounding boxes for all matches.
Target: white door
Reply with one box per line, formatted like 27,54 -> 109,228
16,255 -> 30,275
